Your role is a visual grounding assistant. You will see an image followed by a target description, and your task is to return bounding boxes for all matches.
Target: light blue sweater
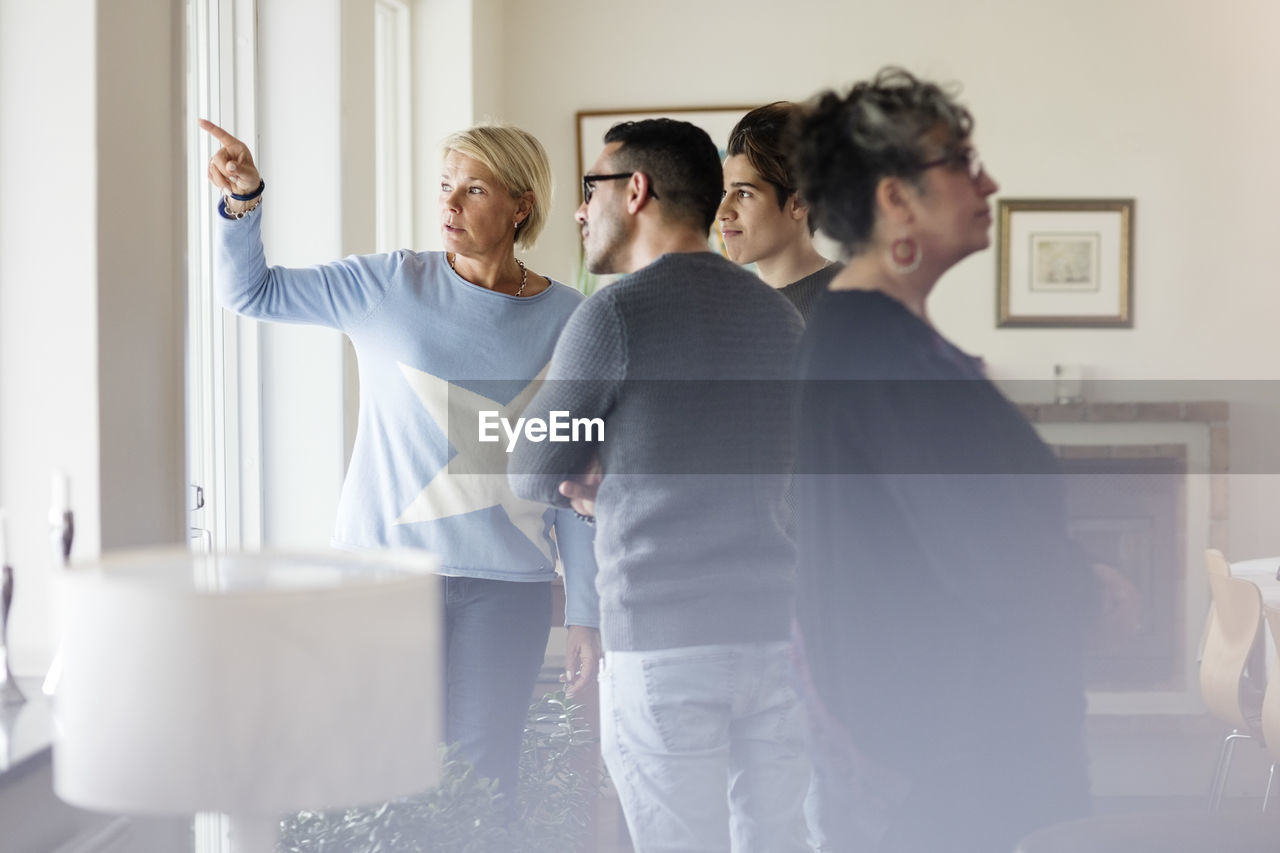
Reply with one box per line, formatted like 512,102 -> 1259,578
216,201 -> 599,627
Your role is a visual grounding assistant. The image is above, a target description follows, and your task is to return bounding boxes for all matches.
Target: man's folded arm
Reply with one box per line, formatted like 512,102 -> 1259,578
509,295 -> 624,506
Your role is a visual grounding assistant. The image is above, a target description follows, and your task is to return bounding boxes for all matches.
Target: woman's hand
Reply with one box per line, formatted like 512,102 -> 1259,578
1092,561 -> 1141,641
563,625 -> 602,697
198,119 -> 261,196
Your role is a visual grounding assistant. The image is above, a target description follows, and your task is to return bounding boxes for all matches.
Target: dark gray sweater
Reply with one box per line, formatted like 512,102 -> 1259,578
778,262 -> 841,321
509,252 -> 803,651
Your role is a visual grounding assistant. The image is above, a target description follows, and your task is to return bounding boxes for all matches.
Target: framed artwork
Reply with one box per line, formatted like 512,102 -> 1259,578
996,198 -> 1134,328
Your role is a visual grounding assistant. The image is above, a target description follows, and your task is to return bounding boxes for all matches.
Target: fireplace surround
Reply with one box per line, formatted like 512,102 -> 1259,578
1022,401 -> 1228,716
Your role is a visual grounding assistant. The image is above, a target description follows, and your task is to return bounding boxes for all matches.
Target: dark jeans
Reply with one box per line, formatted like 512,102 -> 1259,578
443,576 -> 552,806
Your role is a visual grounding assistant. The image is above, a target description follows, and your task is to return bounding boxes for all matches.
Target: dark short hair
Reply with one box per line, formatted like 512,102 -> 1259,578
788,67 -> 975,253
603,118 -> 722,232
728,101 -> 818,234
727,102 -> 799,210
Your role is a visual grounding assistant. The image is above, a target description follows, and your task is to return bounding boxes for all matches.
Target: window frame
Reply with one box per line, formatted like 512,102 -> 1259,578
185,0 -> 262,559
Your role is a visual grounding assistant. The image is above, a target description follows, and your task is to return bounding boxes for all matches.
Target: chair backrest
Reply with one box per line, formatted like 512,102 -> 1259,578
1200,570 -> 1264,732
1198,549 -> 1235,668
1261,605 -> 1280,758
1206,548 -> 1233,578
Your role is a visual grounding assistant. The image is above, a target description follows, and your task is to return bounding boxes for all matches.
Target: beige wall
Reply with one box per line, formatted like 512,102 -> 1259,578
437,0 -> 1280,559
0,0 -> 380,672
483,0 -> 1278,378
0,0 -> 187,673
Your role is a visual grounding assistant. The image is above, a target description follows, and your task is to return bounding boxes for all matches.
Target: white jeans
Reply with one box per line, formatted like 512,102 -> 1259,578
600,641 -> 810,853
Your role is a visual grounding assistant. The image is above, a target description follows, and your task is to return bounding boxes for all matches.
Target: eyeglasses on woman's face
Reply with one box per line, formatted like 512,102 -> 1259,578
581,172 -> 661,205
918,147 -> 984,181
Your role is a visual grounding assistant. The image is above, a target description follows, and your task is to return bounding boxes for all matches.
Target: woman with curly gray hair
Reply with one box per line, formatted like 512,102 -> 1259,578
789,68 -> 1098,852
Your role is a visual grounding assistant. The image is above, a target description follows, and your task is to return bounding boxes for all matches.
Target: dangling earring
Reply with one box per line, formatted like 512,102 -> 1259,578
888,235 -> 922,275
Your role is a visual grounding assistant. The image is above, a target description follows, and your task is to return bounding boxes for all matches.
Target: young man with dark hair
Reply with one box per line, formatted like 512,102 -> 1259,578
718,102 -> 838,320
510,119 -> 809,852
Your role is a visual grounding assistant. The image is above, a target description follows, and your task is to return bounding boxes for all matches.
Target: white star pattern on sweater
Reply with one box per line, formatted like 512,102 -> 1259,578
394,363 -> 554,562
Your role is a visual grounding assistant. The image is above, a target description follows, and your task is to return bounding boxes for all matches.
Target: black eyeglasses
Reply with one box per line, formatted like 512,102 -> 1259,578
918,147 -> 984,181
581,172 -> 661,205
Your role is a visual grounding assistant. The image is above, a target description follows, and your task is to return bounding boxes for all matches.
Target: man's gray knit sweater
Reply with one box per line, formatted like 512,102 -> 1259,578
509,252 -> 803,652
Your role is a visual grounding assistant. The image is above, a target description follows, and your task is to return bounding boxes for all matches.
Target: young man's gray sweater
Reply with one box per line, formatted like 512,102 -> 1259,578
509,252 -> 803,652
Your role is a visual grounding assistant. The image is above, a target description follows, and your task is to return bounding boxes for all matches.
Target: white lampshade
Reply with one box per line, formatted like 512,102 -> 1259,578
52,548 -> 443,827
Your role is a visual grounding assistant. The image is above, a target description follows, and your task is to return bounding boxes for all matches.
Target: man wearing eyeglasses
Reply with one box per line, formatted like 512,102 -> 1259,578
510,118 -> 808,852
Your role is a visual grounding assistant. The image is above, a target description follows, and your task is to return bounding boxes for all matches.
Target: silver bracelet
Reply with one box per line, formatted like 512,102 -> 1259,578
220,195 -> 261,220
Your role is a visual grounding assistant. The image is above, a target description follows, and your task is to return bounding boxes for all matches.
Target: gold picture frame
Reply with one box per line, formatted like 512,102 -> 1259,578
996,198 -> 1134,328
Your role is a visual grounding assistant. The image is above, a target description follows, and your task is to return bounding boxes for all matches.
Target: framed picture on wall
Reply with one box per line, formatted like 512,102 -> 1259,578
996,198 -> 1135,328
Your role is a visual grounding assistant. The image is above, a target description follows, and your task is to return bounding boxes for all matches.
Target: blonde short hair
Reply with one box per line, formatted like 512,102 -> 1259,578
442,124 -> 553,250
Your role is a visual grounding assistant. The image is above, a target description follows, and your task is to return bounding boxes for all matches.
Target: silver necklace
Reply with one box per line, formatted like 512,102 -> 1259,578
448,253 -> 527,297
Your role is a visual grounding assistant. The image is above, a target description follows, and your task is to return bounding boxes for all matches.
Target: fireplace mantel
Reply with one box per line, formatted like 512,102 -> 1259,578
1021,401 -> 1228,717
1024,400 -> 1228,551
1018,400 -> 1228,428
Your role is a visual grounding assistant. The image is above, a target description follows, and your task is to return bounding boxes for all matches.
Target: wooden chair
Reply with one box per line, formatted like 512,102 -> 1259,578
1260,604 -> 1280,809
1206,548 -> 1232,578
1198,549 -> 1230,667
1201,553 -> 1266,809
